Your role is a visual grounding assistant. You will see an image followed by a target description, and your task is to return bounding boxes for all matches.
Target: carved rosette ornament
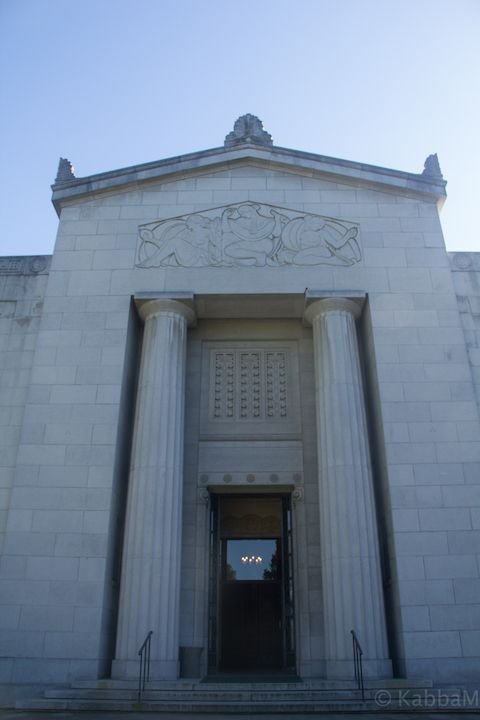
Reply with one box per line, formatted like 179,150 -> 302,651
136,203 -> 361,269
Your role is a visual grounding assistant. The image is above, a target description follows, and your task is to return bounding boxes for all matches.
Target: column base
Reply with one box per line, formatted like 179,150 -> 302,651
326,658 -> 392,680
112,658 -> 179,681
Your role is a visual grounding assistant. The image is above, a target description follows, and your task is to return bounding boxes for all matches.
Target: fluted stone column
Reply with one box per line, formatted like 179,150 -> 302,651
113,299 -> 195,679
304,298 -> 390,679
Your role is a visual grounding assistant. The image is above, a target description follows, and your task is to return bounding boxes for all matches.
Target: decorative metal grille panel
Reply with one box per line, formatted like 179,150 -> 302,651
210,348 -> 289,423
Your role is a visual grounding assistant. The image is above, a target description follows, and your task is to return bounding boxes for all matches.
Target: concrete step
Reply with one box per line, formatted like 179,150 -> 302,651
16,697 -> 375,713
42,687 -> 367,701
16,683 -> 472,715
17,694 -> 479,715
68,676 -> 433,691
17,682 -> 475,714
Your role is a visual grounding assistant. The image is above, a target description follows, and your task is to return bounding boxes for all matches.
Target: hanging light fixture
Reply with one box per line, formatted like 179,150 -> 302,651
241,555 -> 263,565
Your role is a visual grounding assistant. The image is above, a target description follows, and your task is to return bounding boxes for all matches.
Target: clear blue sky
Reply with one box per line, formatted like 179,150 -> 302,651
1,0 -> 479,256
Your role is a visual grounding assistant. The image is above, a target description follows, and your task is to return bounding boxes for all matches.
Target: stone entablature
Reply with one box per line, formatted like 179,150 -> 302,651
0,255 -> 50,275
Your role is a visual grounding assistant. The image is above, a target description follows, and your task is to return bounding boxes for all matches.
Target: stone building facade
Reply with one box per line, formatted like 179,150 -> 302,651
1,116 -> 480,695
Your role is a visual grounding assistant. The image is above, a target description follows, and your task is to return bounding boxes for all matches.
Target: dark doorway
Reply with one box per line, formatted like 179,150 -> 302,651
208,495 -> 295,674
221,537 -> 282,669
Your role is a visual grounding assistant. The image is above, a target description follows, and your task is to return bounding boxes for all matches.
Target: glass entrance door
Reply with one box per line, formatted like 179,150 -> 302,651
221,537 -> 282,669
207,495 -> 295,673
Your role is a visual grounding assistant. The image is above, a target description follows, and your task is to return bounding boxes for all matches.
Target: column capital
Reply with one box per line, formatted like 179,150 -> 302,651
304,297 -> 362,325
138,298 -> 196,325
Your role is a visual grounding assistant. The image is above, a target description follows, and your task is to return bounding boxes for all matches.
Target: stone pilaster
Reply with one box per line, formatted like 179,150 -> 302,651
304,298 -> 390,678
113,299 -> 195,679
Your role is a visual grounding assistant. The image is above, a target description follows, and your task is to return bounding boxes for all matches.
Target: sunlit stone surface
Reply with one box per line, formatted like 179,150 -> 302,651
0,118 -> 479,698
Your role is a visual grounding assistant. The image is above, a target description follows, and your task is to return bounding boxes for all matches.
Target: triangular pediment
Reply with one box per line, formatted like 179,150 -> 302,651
136,202 -> 361,269
52,142 -> 446,215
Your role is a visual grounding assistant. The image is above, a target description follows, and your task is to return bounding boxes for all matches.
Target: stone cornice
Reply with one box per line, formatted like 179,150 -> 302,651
51,143 -> 447,215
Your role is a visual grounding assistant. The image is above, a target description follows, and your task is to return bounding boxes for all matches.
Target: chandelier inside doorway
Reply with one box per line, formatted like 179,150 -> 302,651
241,554 -> 263,565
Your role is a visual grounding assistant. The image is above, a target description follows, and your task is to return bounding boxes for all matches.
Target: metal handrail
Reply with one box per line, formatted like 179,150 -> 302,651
350,629 -> 365,701
138,630 -> 153,702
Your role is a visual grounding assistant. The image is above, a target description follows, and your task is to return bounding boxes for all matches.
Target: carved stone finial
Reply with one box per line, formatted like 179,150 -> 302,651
224,114 -> 273,148
55,157 -> 75,183
422,153 -> 443,179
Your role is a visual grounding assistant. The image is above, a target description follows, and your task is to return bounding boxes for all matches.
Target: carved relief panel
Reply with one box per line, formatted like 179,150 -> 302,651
136,202 -> 361,269
201,341 -> 300,437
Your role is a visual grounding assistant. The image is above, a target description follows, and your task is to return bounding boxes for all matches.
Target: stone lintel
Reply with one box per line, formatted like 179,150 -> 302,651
134,291 -> 367,323
195,293 -> 306,319
205,484 -> 296,494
